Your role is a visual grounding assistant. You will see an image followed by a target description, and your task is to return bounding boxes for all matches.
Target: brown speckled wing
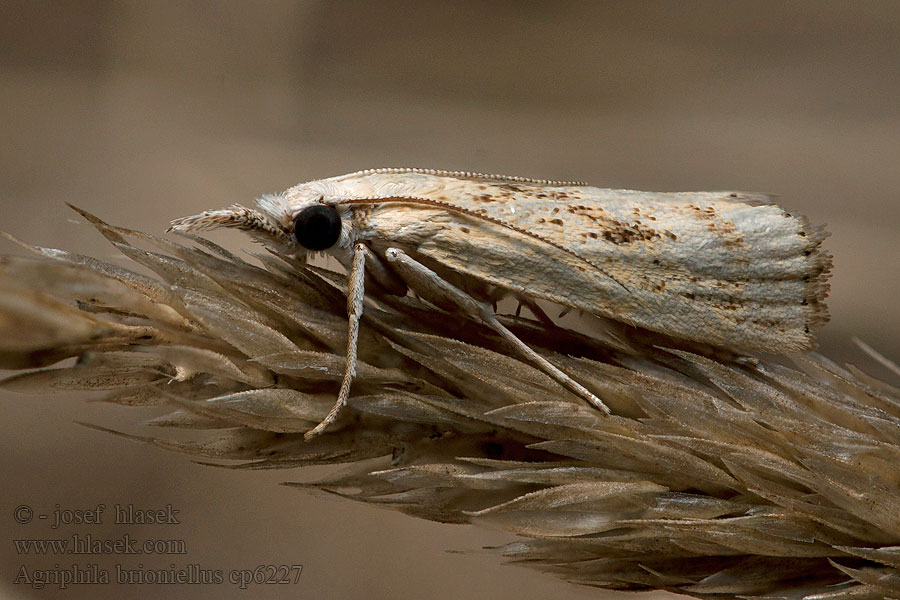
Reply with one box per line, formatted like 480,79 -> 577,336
347,172 -> 830,353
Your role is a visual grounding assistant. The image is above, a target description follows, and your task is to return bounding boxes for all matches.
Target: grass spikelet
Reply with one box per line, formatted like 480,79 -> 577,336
1,209 -> 898,599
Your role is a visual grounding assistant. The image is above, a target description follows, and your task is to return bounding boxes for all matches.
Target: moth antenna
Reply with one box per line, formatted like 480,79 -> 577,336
341,167 -> 588,187
336,196 -> 633,294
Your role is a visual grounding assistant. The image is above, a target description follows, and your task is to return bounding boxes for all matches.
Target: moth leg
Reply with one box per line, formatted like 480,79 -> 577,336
304,242 -> 367,439
514,296 -> 555,328
361,243 -> 407,296
383,247 -> 610,415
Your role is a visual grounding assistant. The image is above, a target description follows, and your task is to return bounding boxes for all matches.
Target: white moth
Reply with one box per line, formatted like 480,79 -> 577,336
169,167 -> 832,437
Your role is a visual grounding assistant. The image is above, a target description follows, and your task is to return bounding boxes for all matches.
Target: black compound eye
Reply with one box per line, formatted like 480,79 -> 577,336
293,205 -> 342,250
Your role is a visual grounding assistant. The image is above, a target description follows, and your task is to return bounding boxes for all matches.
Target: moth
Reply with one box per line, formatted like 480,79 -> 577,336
169,167 -> 832,437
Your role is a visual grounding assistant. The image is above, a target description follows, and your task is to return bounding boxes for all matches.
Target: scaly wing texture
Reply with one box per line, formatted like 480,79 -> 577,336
346,172 -> 830,352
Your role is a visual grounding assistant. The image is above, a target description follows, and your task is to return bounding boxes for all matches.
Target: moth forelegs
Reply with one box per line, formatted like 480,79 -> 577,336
382,247 -> 610,416
304,242 -> 367,440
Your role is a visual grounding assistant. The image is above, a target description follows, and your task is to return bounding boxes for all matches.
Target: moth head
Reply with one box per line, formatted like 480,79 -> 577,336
167,184 -> 354,257
291,203 -> 343,251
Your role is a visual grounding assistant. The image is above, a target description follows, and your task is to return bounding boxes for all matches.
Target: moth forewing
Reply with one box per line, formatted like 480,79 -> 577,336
350,179 -> 830,353
170,168 -> 832,437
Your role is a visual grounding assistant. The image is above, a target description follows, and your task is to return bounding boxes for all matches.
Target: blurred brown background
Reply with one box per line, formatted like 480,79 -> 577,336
2,2 -> 898,599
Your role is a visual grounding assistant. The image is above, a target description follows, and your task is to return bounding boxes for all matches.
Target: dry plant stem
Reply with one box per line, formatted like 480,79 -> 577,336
1,209 -> 898,600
